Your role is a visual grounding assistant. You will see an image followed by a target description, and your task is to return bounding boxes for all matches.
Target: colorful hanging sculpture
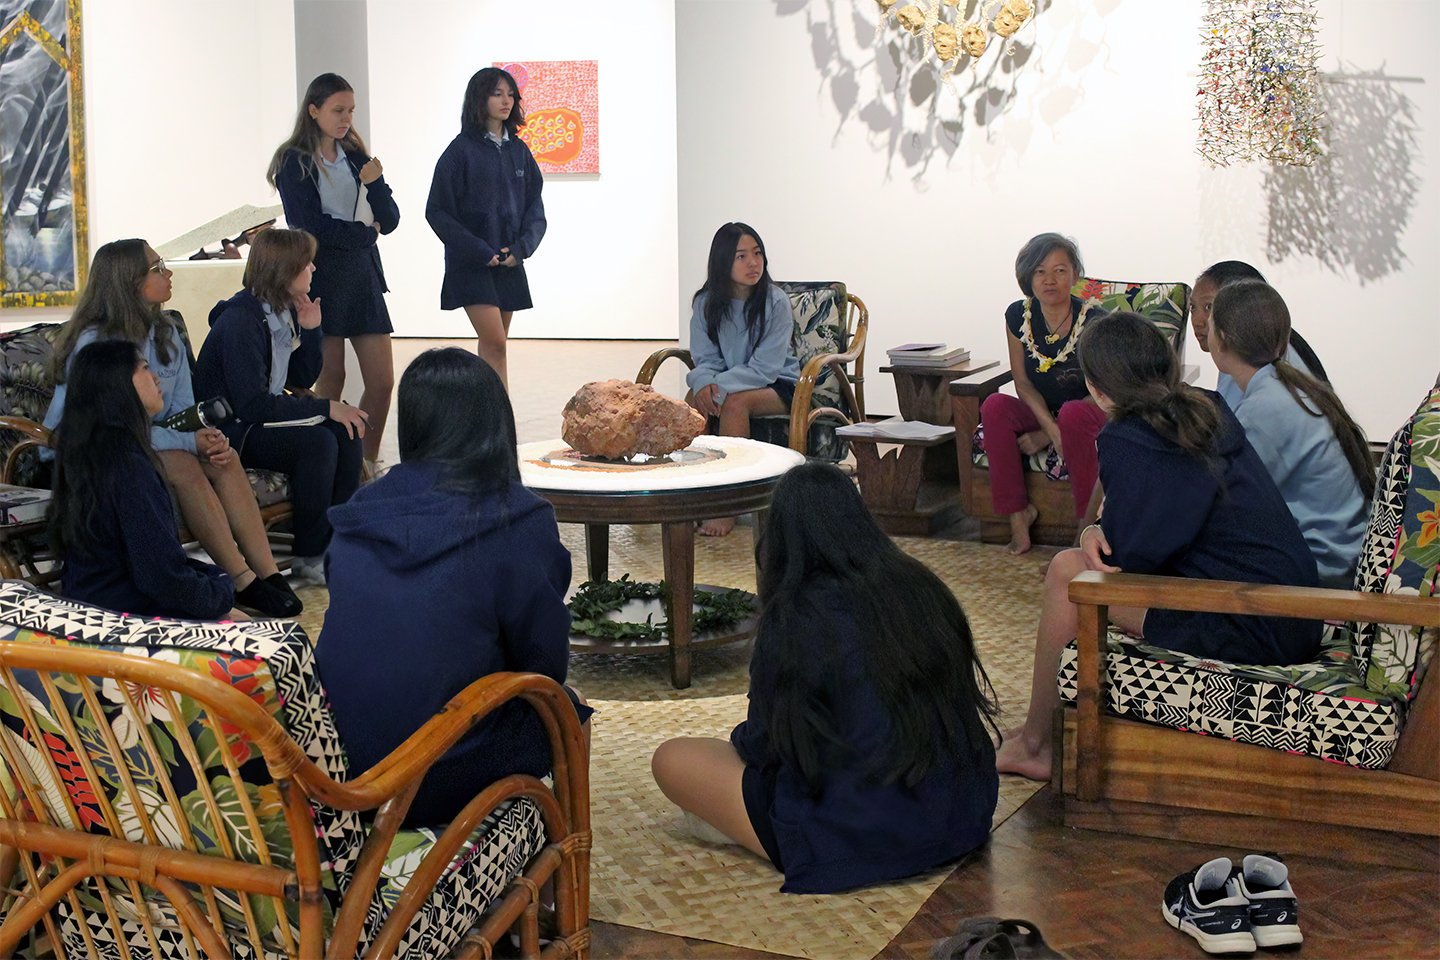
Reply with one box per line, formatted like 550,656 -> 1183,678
1196,0 -> 1325,167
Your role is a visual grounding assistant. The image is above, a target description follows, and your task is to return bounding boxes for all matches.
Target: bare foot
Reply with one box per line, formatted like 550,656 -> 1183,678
995,733 -> 1053,781
1006,504 -> 1040,555
999,724 -> 1025,743
698,516 -> 736,537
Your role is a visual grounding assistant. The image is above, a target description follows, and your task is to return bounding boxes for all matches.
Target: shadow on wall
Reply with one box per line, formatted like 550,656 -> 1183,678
773,0 -> 1114,186
1264,64 -> 1422,285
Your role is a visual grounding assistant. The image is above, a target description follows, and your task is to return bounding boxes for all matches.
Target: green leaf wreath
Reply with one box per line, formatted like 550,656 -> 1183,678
567,574 -> 756,642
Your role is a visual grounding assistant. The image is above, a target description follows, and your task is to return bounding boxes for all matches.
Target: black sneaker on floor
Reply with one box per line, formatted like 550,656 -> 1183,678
1162,857 -> 1256,955
236,576 -> 303,618
1238,854 -> 1302,948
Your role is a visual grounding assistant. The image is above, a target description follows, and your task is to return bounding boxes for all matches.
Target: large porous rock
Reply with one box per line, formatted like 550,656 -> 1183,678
562,379 -> 707,459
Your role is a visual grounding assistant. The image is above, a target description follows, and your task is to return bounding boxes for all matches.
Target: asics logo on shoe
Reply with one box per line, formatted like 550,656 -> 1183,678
1276,912 -> 1287,922
1231,919 -> 1242,930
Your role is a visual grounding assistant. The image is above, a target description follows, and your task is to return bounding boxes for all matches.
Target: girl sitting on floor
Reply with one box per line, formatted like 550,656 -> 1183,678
50,340 -> 244,622
196,228 -> 369,585
1208,280 -> 1372,588
316,348 -> 591,827
652,462 -> 1000,894
44,239 -> 300,618
995,312 -> 1319,781
684,222 -> 801,536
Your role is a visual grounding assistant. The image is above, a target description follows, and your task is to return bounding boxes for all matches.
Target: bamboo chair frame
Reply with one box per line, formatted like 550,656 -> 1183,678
0,642 -> 590,959
637,292 -> 869,456
1060,571 -> 1440,856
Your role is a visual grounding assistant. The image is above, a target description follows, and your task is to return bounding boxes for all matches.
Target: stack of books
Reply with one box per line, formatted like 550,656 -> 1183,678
886,342 -> 970,367
0,484 -> 49,526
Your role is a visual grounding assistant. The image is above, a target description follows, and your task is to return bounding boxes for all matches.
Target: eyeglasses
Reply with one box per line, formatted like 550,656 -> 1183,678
147,260 -> 168,275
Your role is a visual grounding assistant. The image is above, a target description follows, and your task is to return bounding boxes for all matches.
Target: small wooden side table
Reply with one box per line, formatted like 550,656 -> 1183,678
848,427 -> 964,537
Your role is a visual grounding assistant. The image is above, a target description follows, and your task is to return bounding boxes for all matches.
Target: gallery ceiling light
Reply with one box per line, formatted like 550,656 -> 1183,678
1196,0 -> 1325,167
875,0 -> 1035,73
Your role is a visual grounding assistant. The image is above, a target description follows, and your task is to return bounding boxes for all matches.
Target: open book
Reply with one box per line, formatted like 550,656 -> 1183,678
835,418 -> 955,442
264,415 -> 325,428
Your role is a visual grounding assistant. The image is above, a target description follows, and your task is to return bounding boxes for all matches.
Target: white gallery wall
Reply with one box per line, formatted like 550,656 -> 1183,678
675,0 -> 1440,439
13,0 -> 297,329
364,0 -> 679,339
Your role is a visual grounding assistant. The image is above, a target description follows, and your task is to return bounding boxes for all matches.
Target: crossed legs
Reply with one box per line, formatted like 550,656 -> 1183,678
994,547 -> 1146,781
651,737 -> 769,860
684,386 -> 788,536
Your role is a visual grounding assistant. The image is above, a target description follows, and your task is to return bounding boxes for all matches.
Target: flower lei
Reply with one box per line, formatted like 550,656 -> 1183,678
1019,297 -> 1101,374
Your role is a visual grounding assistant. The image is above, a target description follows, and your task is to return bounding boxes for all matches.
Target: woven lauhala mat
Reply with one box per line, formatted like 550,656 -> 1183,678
587,694 -> 1044,959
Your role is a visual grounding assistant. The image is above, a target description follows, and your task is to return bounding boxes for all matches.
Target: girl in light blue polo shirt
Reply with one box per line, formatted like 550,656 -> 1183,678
1209,281 -> 1373,587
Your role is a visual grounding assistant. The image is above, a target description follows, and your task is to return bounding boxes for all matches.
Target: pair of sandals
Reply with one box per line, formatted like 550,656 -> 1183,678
931,917 -> 1065,960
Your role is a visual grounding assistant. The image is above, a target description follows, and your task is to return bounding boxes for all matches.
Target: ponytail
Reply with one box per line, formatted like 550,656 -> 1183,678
1271,362 -> 1375,500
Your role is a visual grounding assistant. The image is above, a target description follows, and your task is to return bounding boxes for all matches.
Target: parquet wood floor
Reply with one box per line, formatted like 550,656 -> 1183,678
593,787 -> 1440,959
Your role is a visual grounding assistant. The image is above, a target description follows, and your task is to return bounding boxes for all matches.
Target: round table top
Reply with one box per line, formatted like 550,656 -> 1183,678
518,435 -> 805,494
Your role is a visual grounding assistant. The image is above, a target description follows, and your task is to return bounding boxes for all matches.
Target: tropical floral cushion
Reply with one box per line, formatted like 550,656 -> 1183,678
0,582 -> 545,958
971,277 -> 1192,473
754,281 -> 857,462
1058,387 -> 1438,770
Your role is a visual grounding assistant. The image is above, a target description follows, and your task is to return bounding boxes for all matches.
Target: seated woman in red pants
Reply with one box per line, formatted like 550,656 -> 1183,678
981,233 -> 1108,554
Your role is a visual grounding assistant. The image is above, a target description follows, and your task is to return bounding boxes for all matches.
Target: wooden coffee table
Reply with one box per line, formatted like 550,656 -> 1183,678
519,437 -> 804,688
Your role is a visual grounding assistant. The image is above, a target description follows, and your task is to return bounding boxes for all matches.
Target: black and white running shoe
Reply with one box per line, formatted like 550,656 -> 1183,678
1162,857 -> 1256,954
1238,854 -> 1303,948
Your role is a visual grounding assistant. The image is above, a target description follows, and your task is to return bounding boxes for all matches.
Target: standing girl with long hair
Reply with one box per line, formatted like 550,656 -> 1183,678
994,312 -> 1319,781
44,240 -> 300,618
684,221 -> 801,536
50,340 -> 243,621
426,66 -> 546,389
269,72 -> 400,475
196,228 -> 369,585
652,462 -> 1000,894
1208,280 -> 1372,587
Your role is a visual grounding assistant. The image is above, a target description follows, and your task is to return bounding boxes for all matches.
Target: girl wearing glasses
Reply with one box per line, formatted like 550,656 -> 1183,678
195,229 -> 369,585
426,66 -> 546,390
269,72 -> 400,477
45,240 -> 301,618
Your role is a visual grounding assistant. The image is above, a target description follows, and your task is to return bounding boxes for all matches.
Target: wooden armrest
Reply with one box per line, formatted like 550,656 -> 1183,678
636,348 -> 694,384
0,416 -> 53,447
1068,571 -> 1440,628
947,365 -> 1013,397
285,386 -> 317,399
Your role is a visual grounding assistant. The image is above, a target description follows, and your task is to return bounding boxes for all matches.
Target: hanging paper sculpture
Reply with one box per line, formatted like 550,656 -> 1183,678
1196,0 -> 1325,167
876,0 -> 1034,75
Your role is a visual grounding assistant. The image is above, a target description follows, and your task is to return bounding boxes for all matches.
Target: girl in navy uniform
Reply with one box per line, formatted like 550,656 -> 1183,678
270,72 -> 399,474
426,66 -> 546,390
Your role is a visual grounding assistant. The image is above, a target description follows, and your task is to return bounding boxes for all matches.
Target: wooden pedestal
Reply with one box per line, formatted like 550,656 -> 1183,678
850,434 -> 964,536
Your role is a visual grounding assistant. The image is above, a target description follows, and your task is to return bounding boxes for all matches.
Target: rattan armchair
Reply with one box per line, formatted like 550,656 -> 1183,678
0,583 -> 590,959
638,282 -> 868,459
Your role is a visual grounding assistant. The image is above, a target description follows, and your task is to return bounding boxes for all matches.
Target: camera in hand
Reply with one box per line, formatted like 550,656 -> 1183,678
159,397 -> 233,432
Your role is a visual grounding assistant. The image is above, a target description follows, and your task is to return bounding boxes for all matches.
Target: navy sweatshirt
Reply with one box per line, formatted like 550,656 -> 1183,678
60,447 -> 234,620
315,461 -> 590,826
194,290 -> 328,449
730,590 -> 998,894
426,129 -> 547,268
274,147 -> 399,287
1098,391 -> 1321,665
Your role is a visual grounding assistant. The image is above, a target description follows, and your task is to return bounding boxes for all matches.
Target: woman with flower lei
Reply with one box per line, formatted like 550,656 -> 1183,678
981,233 -> 1106,553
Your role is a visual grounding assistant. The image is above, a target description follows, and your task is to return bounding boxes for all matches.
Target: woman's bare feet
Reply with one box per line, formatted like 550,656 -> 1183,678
995,732 -> 1053,781
698,516 -> 736,537
1007,504 -> 1040,554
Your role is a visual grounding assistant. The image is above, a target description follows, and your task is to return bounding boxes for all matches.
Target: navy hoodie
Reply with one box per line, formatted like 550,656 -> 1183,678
426,130 -> 546,268
315,461 -> 587,825
194,290 -> 328,448
1098,390 -> 1321,664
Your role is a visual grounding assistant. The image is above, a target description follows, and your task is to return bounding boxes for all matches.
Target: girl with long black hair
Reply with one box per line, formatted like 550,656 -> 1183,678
652,462 -> 1000,894
426,66 -> 546,390
316,348 -> 590,827
50,340 -> 242,621
995,312 -> 1318,781
684,221 -> 801,536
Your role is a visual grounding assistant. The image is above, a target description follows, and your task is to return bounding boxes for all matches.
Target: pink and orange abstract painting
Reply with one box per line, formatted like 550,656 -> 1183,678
493,60 -> 600,175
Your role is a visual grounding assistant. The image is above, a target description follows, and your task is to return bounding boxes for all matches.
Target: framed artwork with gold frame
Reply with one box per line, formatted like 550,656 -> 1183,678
0,0 -> 86,308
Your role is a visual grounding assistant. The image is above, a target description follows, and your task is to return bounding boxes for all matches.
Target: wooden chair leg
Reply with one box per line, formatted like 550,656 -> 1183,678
1390,659 -> 1440,780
